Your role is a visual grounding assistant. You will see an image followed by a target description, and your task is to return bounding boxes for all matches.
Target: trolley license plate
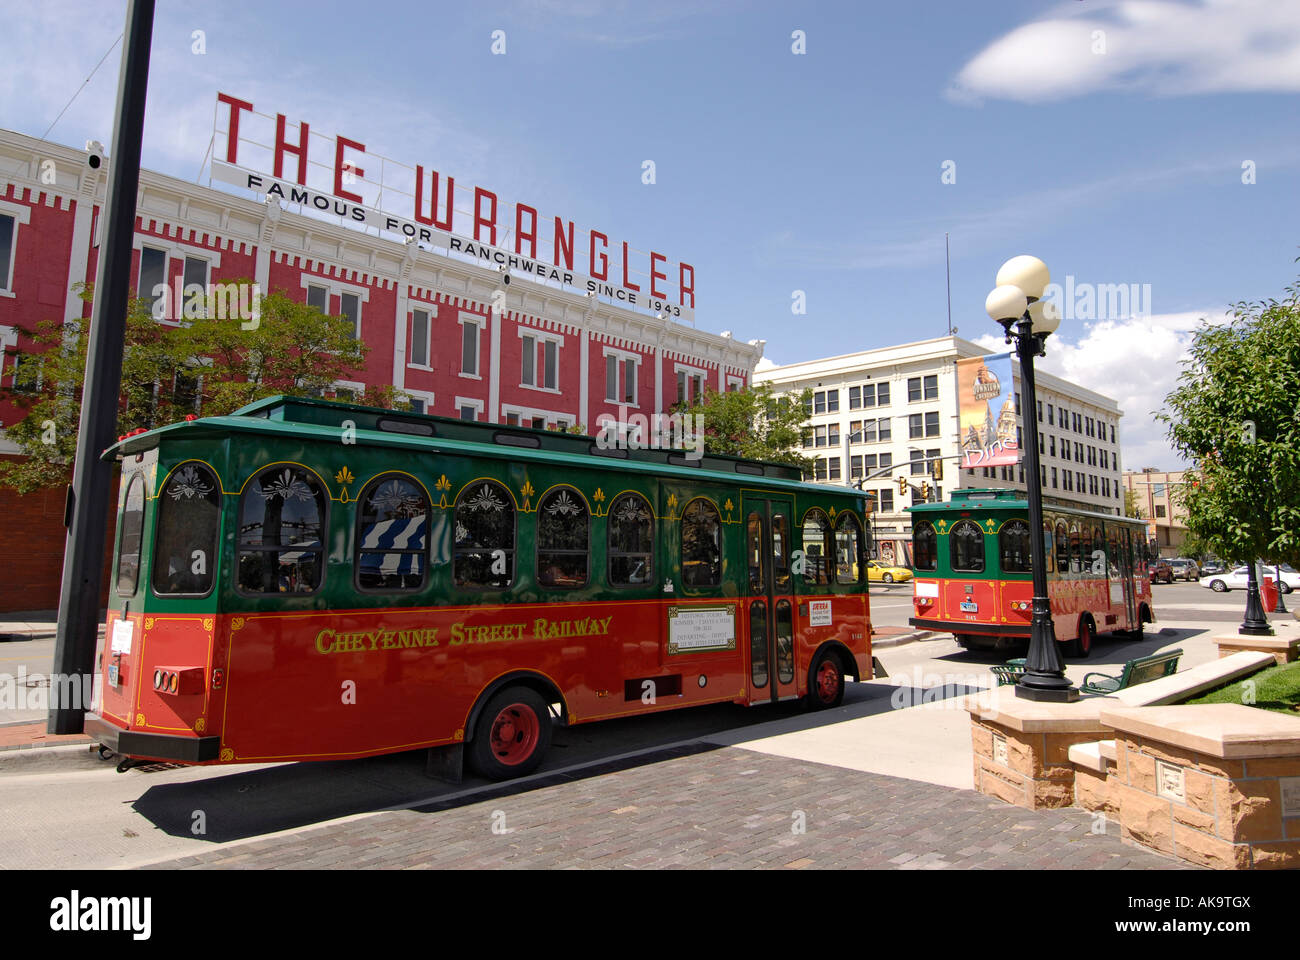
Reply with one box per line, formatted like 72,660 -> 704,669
960,601 -> 979,613
107,663 -> 120,687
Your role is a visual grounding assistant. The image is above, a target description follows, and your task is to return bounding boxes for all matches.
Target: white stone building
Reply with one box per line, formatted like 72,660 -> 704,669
755,336 -> 1124,564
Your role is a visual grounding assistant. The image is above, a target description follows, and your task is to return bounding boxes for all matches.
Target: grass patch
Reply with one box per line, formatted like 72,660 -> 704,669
1185,660 -> 1300,716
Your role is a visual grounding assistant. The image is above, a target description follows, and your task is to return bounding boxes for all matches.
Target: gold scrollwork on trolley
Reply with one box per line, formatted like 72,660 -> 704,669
194,718 -> 206,733
136,713 -> 146,726
219,748 -> 234,762
202,618 -> 214,632
230,618 -> 246,633
144,618 -> 154,630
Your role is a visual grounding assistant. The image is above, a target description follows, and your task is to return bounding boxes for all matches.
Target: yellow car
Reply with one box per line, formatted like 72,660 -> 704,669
866,561 -> 913,584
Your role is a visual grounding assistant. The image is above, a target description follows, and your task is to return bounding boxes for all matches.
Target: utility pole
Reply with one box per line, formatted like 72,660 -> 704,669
48,0 -> 156,734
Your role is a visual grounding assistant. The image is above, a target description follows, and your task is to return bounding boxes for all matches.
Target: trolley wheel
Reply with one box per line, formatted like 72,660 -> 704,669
1280,582 -> 1292,595
469,686 -> 552,781
1069,615 -> 1096,658
882,573 -> 894,583
1210,579 -> 1228,593
806,650 -> 845,710
97,745 -> 116,762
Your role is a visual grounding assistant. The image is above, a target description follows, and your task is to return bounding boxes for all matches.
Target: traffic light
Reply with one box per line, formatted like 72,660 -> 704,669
932,458 -> 943,481
897,475 -> 908,497
921,480 -> 931,501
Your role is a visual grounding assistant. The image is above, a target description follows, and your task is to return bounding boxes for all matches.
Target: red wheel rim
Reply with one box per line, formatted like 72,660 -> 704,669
489,702 -> 540,766
815,661 -> 840,703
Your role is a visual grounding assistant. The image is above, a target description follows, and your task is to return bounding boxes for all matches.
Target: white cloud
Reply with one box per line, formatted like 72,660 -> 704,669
973,308 -> 1230,472
950,0 -> 1300,103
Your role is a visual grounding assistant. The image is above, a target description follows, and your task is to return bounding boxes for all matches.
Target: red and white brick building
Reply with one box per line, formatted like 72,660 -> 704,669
0,125 -> 762,611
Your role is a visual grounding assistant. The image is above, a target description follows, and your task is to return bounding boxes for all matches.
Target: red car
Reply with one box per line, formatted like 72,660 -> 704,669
1149,560 -> 1174,584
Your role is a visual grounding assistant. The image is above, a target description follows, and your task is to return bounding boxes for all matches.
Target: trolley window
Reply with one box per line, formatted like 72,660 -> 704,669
237,466 -> 327,594
949,519 -> 985,574
537,486 -> 588,589
356,475 -> 429,592
1055,520 -> 1069,574
801,509 -> 832,585
913,520 -> 937,572
454,481 -> 516,589
115,473 -> 146,597
153,462 -> 221,596
999,519 -> 1032,574
681,498 -> 721,588
608,492 -> 653,586
835,513 -> 864,585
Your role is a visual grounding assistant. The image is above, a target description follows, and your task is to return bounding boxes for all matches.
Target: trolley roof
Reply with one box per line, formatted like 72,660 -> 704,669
906,487 -> 1142,525
105,395 -> 864,501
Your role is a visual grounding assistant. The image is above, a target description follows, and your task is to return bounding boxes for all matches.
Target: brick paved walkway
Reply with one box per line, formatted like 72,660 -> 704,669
144,745 -> 1195,869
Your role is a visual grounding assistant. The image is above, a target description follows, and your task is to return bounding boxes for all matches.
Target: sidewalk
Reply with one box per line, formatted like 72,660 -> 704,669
0,611 -> 106,641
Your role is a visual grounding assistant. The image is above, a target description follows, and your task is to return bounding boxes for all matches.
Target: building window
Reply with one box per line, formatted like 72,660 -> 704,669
826,389 -> 839,413
814,458 -> 828,481
454,481 -> 516,588
907,377 -> 921,402
457,398 -> 482,421
1110,424 -> 1115,443
0,213 -> 15,292
410,309 -> 430,367
827,423 -> 840,446
924,375 -> 938,400
138,246 -> 167,318
879,488 -> 894,513
607,353 -> 639,404
306,283 -> 328,313
1049,436 -> 1055,457
1155,504 -> 1166,518
828,457 -> 841,481
522,333 -> 559,390
1051,467 -> 1057,488
848,421 -> 863,443
461,318 -> 481,376
1036,400 -> 1042,422
910,450 -> 925,475
924,411 -> 939,437
849,385 -> 861,409
340,292 -> 361,339
409,398 -> 425,414
1047,404 -> 1054,425
909,414 -> 923,439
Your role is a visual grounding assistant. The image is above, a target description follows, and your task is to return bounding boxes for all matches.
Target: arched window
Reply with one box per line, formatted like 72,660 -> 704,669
913,521 -> 937,572
116,472 -> 147,597
747,512 -> 765,593
772,512 -> 791,589
835,513 -> 864,584
356,474 -> 429,592
454,481 -> 515,588
608,492 -> 653,586
1055,520 -> 1069,574
949,519 -> 985,573
999,519 -> 1032,573
1042,521 -> 1054,578
681,498 -> 721,588
801,509 -> 832,585
153,462 -> 221,596
1069,523 -> 1083,576
537,486 -> 589,588
1091,525 -> 1105,577
237,465 -> 327,594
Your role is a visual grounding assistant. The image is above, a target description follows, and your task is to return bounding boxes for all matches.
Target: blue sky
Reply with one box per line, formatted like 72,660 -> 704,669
3,0 -> 1298,468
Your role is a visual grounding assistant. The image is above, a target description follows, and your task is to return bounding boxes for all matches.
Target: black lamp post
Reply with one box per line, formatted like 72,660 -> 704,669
985,256 -> 1078,702
1239,561 -> 1273,636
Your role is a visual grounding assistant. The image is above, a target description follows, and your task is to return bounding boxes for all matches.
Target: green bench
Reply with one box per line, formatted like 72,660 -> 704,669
991,658 -> 1027,686
1081,649 -> 1183,695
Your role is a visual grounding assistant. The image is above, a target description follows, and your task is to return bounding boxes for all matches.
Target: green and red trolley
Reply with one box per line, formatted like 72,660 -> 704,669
87,396 -> 873,779
906,488 -> 1154,657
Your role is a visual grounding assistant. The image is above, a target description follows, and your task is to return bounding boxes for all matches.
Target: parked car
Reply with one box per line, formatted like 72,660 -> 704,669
866,561 -> 913,584
1168,558 -> 1200,581
1199,561 -> 1225,576
1149,559 -> 1174,584
1199,564 -> 1300,594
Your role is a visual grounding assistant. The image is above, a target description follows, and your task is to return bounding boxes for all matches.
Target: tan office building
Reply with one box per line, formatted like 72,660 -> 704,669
1123,468 -> 1192,556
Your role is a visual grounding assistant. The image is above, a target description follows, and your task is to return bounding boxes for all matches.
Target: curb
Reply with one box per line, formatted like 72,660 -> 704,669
871,629 -> 947,649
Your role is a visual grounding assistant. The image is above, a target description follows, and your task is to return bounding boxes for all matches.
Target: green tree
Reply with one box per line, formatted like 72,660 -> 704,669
675,382 -> 813,470
1159,275 -> 1300,569
1123,487 -> 1143,519
0,282 -> 402,493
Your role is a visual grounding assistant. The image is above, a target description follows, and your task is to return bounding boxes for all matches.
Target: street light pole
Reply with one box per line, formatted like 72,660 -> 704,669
986,256 -> 1078,702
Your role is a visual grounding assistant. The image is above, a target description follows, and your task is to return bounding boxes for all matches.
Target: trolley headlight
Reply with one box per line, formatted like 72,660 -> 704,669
153,669 -> 163,689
